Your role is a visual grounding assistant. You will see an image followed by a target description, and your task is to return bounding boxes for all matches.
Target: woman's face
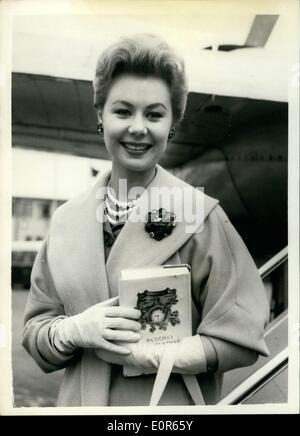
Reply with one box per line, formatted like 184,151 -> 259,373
99,74 -> 173,175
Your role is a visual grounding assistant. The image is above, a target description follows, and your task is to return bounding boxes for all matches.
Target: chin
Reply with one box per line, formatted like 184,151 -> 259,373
123,159 -> 156,173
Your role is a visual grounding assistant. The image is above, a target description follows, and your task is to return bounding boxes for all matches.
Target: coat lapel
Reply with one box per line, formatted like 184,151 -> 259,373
48,171 -> 111,314
106,165 -> 218,297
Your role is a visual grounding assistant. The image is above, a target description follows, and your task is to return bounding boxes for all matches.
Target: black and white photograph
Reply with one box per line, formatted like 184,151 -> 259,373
0,0 -> 299,416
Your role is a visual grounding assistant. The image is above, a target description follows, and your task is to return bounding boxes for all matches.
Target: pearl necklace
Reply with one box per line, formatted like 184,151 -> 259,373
105,188 -> 137,225
105,168 -> 157,225
107,187 -> 137,209
105,196 -> 133,218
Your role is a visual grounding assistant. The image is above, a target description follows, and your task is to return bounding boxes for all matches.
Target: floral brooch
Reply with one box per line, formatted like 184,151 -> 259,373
145,208 -> 176,241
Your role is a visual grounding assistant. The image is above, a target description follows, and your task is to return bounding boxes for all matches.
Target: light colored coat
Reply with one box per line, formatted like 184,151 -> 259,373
22,165 -> 270,406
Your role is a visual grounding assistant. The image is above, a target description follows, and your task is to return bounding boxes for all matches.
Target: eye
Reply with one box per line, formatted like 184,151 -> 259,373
114,108 -> 131,117
147,111 -> 163,120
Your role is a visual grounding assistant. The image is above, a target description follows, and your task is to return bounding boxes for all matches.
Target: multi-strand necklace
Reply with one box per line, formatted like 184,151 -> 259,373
104,186 -> 137,226
104,168 -> 157,226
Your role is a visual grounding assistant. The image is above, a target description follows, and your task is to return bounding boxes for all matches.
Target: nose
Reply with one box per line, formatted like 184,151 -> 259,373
128,115 -> 147,136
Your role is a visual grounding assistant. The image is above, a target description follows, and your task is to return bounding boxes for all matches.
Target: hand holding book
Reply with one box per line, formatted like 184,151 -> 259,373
94,265 -> 214,405
51,300 -> 142,355
118,264 -> 193,376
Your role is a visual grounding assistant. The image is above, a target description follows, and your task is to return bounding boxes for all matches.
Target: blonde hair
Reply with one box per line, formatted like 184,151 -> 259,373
93,33 -> 188,125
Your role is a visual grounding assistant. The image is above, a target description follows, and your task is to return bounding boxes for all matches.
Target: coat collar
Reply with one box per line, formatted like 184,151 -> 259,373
48,170 -> 111,313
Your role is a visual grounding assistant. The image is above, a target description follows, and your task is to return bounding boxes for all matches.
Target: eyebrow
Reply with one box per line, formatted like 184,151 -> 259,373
112,100 -> 167,110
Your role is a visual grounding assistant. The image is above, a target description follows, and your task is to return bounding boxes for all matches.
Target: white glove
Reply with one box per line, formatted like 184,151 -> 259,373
96,335 -> 207,375
173,335 -> 207,374
52,304 -> 141,355
95,341 -> 165,371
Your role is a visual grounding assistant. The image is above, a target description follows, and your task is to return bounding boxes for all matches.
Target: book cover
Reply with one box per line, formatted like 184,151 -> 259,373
119,264 -> 192,377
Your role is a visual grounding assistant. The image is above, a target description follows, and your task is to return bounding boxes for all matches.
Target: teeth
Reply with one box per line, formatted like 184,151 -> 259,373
124,143 -> 149,151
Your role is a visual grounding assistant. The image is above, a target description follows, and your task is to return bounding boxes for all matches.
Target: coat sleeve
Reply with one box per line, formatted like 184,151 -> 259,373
179,204 -> 270,372
22,238 -> 78,373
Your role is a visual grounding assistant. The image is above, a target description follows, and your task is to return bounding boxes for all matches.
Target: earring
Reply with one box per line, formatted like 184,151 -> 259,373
168,128 -> 175,140
97,122 -> 104,136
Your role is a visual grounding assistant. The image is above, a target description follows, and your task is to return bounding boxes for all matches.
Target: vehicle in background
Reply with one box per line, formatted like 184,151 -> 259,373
12,240 -> 43,289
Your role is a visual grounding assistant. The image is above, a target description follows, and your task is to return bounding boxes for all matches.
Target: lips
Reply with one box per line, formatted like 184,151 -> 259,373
121,142 -> 152,152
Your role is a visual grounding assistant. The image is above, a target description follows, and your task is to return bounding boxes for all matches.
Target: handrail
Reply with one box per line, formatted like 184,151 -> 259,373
258,246 -> 288,279
218,348 -> 288,405
218,248 -> 289,405
240,362 -> 288,404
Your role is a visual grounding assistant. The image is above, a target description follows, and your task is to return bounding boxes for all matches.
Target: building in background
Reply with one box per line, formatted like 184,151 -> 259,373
11,148 -> 111,288
12,148 -> 112,242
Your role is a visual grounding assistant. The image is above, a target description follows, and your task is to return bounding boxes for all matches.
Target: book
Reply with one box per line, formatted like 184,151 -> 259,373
119,264 -> 192,377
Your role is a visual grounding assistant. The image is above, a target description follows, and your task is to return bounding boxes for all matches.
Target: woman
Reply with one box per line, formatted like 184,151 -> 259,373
22,34 -> 270,407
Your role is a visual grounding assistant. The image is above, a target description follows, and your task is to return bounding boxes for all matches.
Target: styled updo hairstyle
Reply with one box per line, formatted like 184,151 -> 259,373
93,33 -> 188,126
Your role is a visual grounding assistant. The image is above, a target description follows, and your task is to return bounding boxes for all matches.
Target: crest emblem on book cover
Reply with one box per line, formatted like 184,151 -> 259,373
135,288 -> 181,332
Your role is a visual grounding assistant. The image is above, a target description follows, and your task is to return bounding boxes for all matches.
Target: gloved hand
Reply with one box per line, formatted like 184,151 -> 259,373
52,304 -> 142,355
95,341 -> 165,372
95,335 -> 207,375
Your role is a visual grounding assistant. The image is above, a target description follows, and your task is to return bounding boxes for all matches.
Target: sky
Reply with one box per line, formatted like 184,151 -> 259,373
11,1 -> 296,101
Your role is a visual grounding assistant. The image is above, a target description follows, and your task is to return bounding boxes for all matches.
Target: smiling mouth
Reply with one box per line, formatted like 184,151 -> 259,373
121,142 -> 153,152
